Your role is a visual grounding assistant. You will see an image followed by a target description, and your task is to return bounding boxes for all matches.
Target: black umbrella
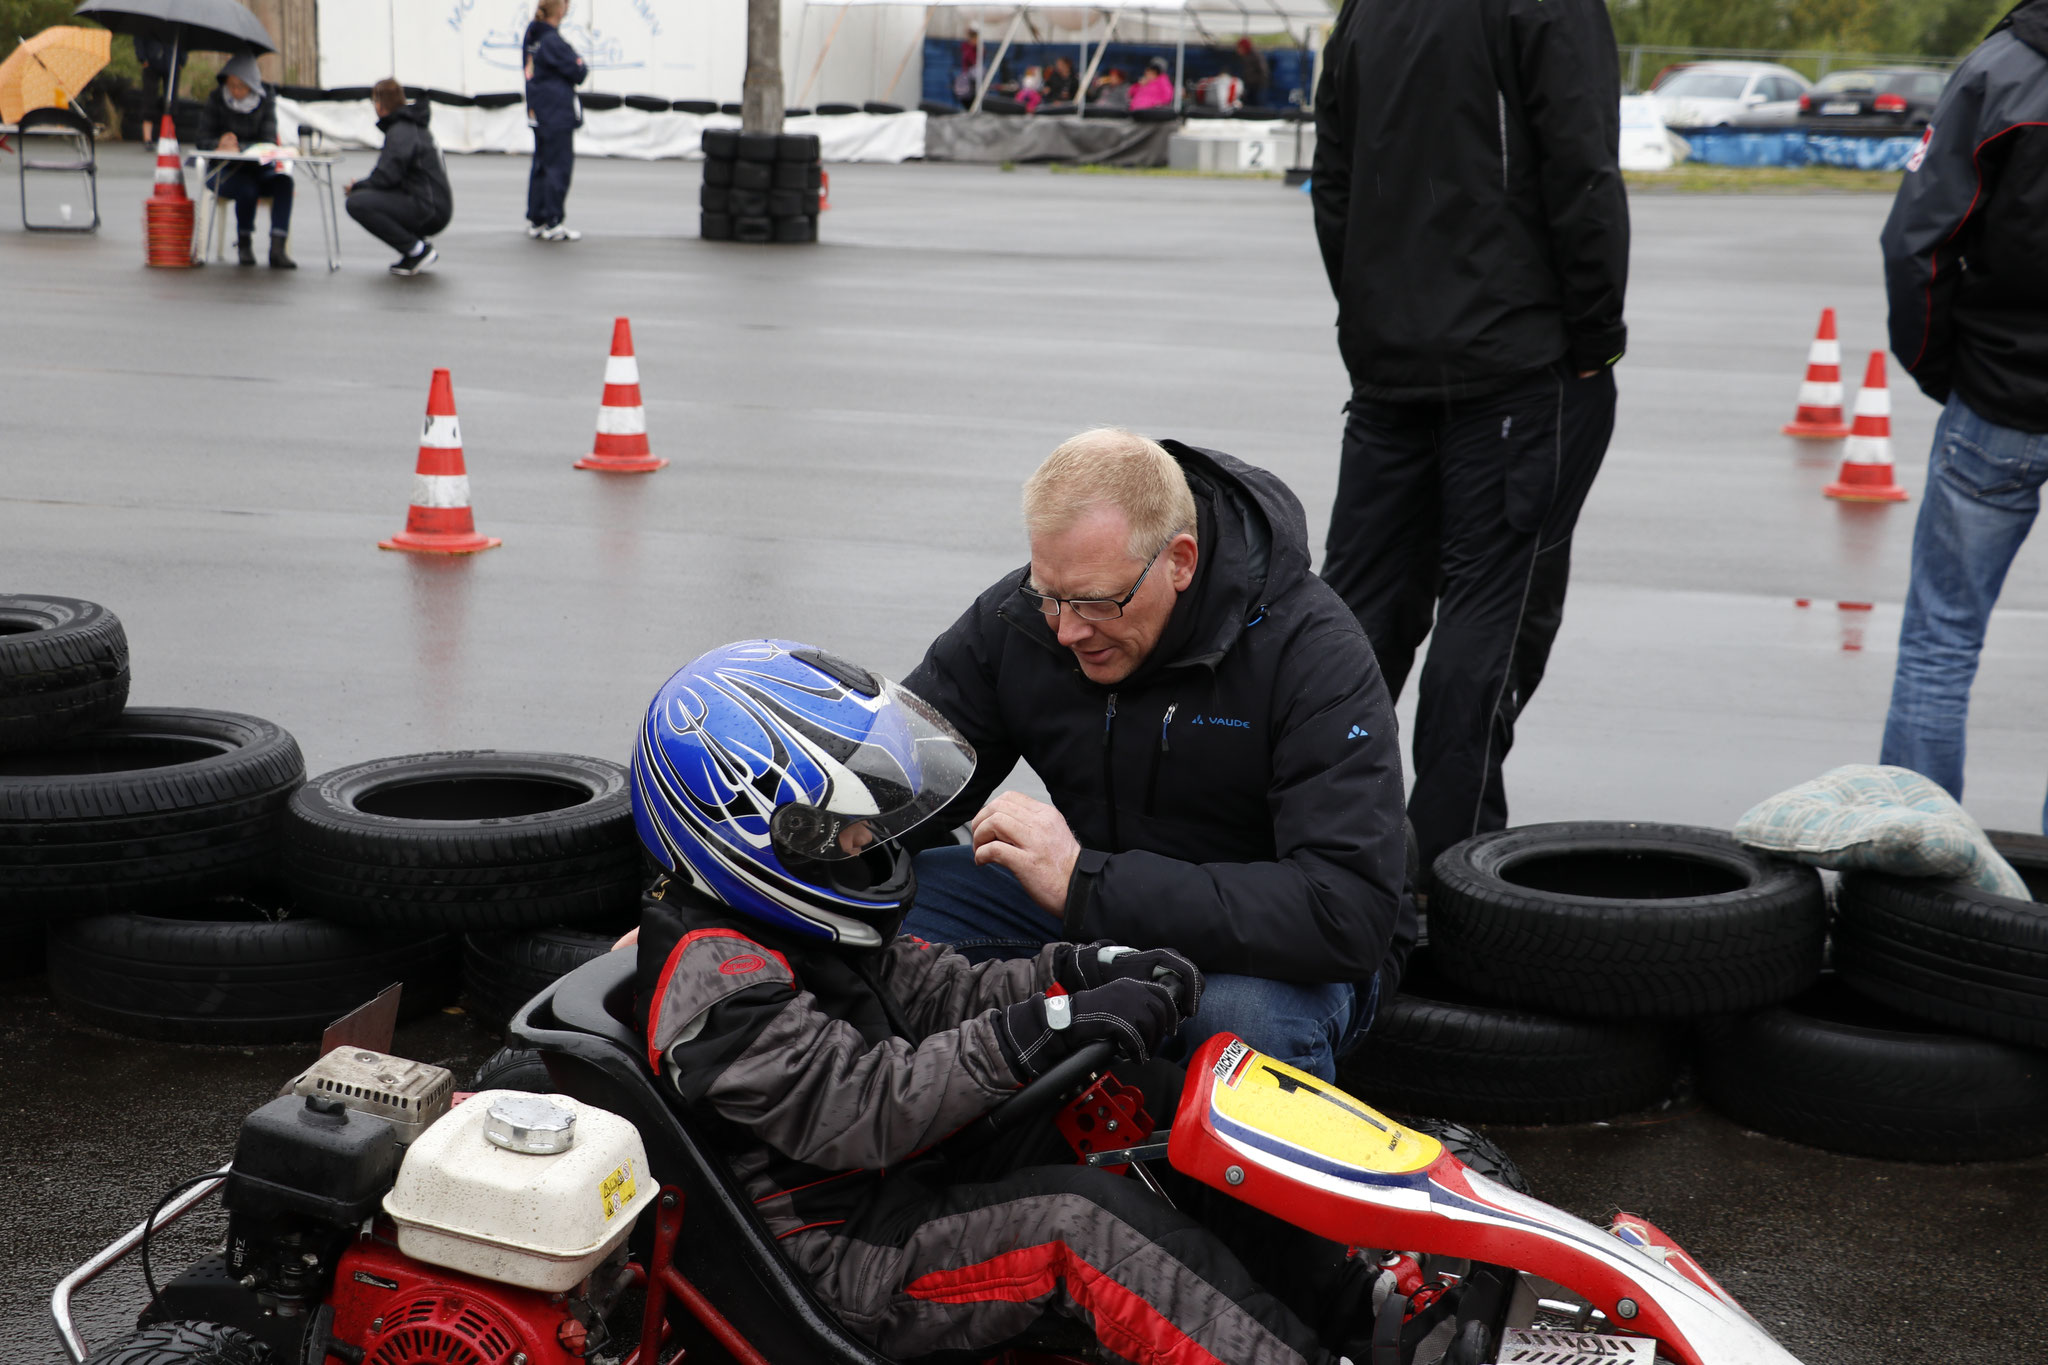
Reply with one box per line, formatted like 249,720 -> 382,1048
74,0 -> 277,117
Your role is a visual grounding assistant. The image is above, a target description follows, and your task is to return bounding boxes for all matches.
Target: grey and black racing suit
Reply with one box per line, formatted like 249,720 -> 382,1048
638,879 -> 1350,1365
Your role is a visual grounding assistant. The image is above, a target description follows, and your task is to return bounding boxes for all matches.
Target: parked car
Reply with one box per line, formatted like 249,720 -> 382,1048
1797,67 -> 1949,133
1649,61 -> 1810,128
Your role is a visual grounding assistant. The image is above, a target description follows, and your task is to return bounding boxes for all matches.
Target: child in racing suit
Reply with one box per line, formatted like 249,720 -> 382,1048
639,873 -> 1363,1365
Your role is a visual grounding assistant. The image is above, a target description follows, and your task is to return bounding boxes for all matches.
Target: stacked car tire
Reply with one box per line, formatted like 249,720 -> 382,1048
1342,823 -> 1825,1128
1341,820 -> 2048,1163
1,593 -> 641,1044
701,128 -> 822,245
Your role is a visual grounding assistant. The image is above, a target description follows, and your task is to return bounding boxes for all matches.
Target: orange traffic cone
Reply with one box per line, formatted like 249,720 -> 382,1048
1824,352 -> 1909,503
1783,308 -> 1852,438
380,369 -> 503,553
145,114 -> 195,269
574,318 -> 667,473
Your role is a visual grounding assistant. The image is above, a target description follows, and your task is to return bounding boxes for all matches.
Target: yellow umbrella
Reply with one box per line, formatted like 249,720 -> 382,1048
0,26 -> 114,125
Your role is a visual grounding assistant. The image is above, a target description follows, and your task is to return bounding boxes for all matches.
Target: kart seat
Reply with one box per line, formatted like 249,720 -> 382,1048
512,952 -> 894,1365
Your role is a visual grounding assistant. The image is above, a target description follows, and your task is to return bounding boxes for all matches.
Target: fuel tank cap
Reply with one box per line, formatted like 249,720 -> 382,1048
484,1094 -> 578,1154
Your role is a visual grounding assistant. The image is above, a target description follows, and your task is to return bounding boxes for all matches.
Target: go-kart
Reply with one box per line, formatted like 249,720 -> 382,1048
53,950 -> 1803,1365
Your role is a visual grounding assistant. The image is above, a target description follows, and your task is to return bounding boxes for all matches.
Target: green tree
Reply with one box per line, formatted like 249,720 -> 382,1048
1606,0 -> 2011,57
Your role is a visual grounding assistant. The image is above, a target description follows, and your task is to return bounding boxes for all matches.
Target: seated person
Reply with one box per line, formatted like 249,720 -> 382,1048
1129,56 -> 1177,111
344,79 -> 455,277
1089,66 -> 1131,110
196,53 -> 293,269
634,640 -> 1377,1365
1019,65 -> 1045,113
899,430 -> 1413,1081
1044,55 -> 1080,104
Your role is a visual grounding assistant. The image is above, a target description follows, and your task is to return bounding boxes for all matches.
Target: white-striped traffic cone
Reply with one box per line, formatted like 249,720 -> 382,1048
1824,352 -> 1909,503
380,369 -> 503,553
1782,308 -> 1852,439
574,317 -> 667,473
145,113 -> 195,269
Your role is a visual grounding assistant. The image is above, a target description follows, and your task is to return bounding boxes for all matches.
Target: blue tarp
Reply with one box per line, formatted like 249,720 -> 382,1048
1678,129 -> 1923,171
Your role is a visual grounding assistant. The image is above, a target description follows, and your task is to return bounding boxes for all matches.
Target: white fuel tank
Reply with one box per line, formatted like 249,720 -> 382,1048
383,1089 -> 657,1292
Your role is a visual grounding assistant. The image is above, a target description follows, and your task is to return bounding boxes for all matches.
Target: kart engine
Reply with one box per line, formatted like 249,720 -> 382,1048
156,1049 -> 650,1365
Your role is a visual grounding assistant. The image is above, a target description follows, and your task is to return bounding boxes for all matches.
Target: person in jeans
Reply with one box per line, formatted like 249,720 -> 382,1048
1311,0 -> 1629,870
344,80 -> 454,277
1880,0 -> 2048,830
896,429 -> 1413,1081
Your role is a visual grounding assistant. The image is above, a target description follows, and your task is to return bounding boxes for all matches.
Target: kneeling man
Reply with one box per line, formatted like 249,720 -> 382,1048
903,428 -> 1413,1079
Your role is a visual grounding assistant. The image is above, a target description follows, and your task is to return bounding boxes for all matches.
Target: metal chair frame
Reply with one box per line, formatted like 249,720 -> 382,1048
16,105 -> 99,232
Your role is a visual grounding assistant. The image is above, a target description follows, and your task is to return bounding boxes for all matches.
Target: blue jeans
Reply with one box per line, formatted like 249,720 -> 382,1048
902,846 -> 1376,1081
1880,394 -> 2048,833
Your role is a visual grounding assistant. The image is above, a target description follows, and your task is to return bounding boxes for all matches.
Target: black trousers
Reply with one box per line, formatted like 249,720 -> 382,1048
345,189 -> 443,254
527,124 -> 574,227
1322,364 -> 1617,866
209,165 -> 292,236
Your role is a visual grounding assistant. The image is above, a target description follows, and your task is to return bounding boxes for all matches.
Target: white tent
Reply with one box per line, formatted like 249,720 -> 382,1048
798,0 -> 1334,114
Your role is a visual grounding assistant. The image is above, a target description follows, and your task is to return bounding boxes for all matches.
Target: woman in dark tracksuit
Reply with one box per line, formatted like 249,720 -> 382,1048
524,0 -> 587,241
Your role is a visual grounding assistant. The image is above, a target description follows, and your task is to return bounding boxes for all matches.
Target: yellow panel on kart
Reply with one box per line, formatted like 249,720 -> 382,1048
1208,1040 -> 1441,1175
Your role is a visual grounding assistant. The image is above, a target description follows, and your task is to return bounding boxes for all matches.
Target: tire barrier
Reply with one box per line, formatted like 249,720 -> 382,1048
1340,947 -> 1683,1126
1430,822 -> 1826,1019
46,898 -> 456,1045
283,751 -> 642,934
0,708 -> 305,920
461,920 -> 634,1033
1695,974 -> 2048,1163
0,594 -> 130,751
1834,830 -> 2048,1049
702,128 -> 821,244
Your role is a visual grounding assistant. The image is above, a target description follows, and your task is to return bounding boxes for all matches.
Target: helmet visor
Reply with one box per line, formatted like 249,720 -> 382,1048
769,679 -> 976,861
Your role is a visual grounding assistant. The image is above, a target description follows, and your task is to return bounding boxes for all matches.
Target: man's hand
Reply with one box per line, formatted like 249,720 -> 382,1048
970,792 -> 1080,918
217,132 -> 240,152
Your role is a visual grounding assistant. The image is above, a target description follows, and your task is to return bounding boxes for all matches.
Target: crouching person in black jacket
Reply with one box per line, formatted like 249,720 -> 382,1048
900,430 -> 1412,1081
631,640 -> 1376,1365
345,79 -> 455,276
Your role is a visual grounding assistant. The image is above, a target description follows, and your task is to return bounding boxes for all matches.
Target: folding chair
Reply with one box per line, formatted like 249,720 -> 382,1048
17,106 -> 99,232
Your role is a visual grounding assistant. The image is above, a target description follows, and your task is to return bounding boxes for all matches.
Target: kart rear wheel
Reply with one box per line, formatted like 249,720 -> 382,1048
1395,1114 -> 1531,1194
1430,823 -> 1825,1018
86,1320 -> 273,1365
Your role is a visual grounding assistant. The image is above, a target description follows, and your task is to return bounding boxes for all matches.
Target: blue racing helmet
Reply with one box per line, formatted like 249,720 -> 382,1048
632,639 -> 977,946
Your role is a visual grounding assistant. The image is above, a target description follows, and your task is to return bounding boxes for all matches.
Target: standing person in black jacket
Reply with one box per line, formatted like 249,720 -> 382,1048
1312,0 -> 1629,869
524,0 -> 588,242
344,80 -> 455,277
1880,0 -> 2048,830
898,429 -> 1412,1081
196,53 -> 293,269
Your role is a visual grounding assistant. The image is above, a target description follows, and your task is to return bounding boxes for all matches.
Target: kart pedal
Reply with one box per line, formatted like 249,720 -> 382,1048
1496,1328 -> 1655,1364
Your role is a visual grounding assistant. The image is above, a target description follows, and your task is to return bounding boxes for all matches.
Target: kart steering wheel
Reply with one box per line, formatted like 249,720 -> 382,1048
949,1039 -> 1119,1153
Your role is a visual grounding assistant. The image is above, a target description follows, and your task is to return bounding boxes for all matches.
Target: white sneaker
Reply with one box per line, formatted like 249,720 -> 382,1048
541,223 -> 582,242
390,244 -> 439,276
525,222 -> 543,238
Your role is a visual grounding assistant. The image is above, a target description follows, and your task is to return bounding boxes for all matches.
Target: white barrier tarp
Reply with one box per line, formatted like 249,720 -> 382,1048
318,0 -> 928,108
279,97 -> 927,162
1619,94 -> 1683,172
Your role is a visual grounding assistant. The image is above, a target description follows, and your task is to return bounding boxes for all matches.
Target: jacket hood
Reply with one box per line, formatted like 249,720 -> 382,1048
1997,0 -> 2048,55
378,99 -> 432,131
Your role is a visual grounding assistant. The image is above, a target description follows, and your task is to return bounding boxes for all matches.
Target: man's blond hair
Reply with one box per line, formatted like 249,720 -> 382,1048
1022,428 -> 1197,561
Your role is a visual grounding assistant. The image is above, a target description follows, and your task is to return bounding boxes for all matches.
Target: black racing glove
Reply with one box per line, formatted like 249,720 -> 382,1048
1052,940 -> 1204,1019
996,979 -> 1180,1080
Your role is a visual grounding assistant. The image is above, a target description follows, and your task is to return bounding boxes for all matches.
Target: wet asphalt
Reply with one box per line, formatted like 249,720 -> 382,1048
3,149 -> 2046,1362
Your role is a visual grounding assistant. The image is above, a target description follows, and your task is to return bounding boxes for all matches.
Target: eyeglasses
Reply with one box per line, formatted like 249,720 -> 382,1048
1019,543 -> 1168,622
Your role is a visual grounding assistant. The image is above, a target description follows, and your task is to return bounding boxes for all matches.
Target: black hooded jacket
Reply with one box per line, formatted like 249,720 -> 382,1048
904,444 -> 1412,987
1311,0 -> 1629,400
359,100 -> 453,231
1883,1 -> 2048,431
